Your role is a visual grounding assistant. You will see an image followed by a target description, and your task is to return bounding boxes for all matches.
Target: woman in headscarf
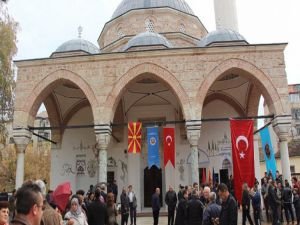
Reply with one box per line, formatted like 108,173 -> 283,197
107,193 -> 118,225
64,197 -> 88,225
0,201 -> 9,225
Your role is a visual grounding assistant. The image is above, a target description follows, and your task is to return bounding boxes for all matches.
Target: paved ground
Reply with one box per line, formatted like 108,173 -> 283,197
116,209 -> 273,225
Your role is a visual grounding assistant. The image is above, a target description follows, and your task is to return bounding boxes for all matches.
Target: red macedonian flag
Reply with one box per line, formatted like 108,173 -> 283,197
163,127 -> 175,167
230,119 -> 255,204
128,122 -> 142,153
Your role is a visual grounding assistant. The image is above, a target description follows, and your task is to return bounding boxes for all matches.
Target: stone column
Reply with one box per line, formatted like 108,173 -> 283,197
272,115 -> 292,182
95,125 -> 112,184
13,128 -> 31,189
186,121 -> 201,185
253,134 -> 262,188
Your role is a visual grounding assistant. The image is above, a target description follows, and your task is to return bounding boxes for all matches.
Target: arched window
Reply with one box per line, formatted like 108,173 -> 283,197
145,19 -> 155,32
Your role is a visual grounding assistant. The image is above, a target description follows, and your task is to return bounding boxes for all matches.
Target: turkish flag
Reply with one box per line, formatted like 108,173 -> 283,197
230,119 -> 255,203
163,127 -> 175,167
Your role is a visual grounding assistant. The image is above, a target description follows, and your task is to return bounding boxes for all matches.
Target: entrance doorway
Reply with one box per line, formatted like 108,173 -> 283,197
219,169 -> 229,185
144,166 -> 162,207
107,171 -> 115,185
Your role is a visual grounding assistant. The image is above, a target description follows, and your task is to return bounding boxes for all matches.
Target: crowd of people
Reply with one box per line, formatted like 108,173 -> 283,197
0,172 -> 300,225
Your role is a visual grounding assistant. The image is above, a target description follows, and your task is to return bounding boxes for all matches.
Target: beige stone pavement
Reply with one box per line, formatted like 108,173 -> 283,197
116,209 -> 273,225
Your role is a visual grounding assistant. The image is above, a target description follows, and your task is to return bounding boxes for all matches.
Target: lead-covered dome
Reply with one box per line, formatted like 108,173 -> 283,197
198,29 -> 248,47
54,39 -> 100,54
123,32 -> 172,51
112,0 -> 194,19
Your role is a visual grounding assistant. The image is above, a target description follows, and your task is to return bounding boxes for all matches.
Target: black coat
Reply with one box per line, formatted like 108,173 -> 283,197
120,192 -> 130,214
178,190 -> 184,202
186,196 -> 204,225
165,190 -> 177,210
282,186 -> 293,203
152,193 -> 161,212
175,198 -> 188,225
219,194 -> 237,225
203,202 -> 221,225
87,199 -> 108,225
241,190 -> 250,208
268,185 -> 280,207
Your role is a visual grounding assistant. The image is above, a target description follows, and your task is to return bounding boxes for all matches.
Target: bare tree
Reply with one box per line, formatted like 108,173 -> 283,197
0,2 -> 17,146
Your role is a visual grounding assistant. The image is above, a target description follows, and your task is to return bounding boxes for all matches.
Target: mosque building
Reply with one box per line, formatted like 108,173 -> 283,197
12,0 -> 291,210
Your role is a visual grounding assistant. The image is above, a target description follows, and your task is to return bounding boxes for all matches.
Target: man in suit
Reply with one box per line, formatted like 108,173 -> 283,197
152,188 -> 161,225
165,186 -> 177,225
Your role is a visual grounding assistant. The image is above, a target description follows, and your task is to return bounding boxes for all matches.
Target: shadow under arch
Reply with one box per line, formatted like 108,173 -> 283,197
103,62 -> 192,123
23,69 -> 98,127
196,58 -> 284,118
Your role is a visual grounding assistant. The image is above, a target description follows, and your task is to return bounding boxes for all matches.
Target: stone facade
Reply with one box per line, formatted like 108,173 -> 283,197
12,0 -> 292,210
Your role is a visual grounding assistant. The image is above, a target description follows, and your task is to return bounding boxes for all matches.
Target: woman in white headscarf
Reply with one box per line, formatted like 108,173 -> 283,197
64,198 -> 88,225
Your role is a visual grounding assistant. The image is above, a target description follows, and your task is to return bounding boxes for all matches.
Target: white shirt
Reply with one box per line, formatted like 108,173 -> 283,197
128,191 -> 134,202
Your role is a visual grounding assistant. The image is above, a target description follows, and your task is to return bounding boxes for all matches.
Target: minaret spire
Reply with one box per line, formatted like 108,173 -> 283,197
214,0 -> 239,31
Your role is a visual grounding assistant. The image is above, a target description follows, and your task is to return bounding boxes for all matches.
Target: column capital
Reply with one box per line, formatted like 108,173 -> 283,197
95,125 -> 112,150
186,121 -> 201,146
272,115 -> 292,141
13,128 -> 32,153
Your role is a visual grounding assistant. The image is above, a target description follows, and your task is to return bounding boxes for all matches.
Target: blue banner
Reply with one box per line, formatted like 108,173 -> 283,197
259,126 -> 277,179
147,127 -> 160,168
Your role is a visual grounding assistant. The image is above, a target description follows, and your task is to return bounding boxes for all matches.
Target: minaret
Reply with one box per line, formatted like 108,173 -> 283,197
214,0 -> 239,31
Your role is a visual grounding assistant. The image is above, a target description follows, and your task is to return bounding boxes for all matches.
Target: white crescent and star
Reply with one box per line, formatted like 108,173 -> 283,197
166,135 -> 172,146
236,135 -> 249,159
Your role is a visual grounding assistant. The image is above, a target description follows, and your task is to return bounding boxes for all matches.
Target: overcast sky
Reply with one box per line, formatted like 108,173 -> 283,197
6,0 -> 300,84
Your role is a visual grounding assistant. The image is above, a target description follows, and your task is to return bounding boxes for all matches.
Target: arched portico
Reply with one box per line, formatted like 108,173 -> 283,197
196,58 -> 292,183
102,62 -> 192,123
196,58 -> 285,118
22,69 -> 98,127
13,69 -> 98,188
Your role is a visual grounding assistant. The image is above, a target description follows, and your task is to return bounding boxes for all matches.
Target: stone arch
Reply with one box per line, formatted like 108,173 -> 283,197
103,62 -> 192,122
23,69 -> 98,127
203,93 -> 246,117
196,58 -> 284,118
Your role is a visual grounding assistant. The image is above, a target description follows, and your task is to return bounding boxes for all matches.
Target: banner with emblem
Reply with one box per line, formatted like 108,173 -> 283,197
163,127 -> 175,168
230,119 -> 255,203
128,122 -> 142,153
259,126 -> 277,179
147,127 -> 160,168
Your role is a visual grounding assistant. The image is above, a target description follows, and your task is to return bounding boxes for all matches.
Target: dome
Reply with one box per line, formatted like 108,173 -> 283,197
112,0 -> 194,19
123,32 -> 172,51
198,29 -> 248,47
54,39 -> 100,54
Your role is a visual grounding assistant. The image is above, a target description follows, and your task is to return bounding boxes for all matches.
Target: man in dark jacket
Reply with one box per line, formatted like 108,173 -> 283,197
175,190 -> 188,225
186,189 -> 203,225
282,180 -> 295,224
217,183 -> 237,225
203,192 -> 221,225
177,185 -> 185,202
268,179 -> 280,225
165,186 -> 177,225
152,188 -> 161,225
111,180 -> 118,203
87,189 -> 108,225
121,188 -> 130,225
250,184 -> 261,225
242,183 -> 254,225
